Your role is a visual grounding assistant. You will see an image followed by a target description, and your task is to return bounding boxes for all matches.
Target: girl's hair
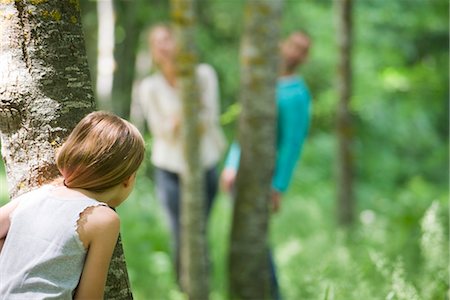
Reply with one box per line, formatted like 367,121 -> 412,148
56,111 -> 145,192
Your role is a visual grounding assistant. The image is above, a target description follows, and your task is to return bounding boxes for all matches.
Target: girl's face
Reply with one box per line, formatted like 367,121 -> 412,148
150,27 -> 176,66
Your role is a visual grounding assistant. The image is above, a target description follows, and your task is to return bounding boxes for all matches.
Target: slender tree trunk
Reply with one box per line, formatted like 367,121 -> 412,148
111,0 -> 142,119
229,1 -> 282,299
171,0 -> 209,299
96,0 -> 114,111
0,1 -> 132,298
335,0 -> 354,226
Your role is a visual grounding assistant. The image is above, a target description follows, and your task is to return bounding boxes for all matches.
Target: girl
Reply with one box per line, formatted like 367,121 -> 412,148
0,111 -> 145,299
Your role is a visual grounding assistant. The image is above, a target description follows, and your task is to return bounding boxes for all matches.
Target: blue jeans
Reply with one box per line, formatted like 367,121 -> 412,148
154,166 -> 218,281
269,249 -> 281,300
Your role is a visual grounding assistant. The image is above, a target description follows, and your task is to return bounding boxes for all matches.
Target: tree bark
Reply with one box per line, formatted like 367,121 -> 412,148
171,0 -> 209,299
335,0 -> 354,226
0,1 -> 132,298
229,1 -> 282,299
111,0 -> 142,119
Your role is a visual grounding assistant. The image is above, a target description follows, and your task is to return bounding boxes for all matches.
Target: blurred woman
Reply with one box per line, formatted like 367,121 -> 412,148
132,24 -> 226,280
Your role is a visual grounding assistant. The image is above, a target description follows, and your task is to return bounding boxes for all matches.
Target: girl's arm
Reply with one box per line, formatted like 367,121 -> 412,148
0,198 -> 20,252
74,206 -> 120,300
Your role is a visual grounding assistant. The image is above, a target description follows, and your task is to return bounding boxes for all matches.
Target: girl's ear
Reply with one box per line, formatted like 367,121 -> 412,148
122,173 -> 136,188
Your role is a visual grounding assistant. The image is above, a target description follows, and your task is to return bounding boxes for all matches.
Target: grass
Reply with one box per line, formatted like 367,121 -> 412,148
0,132 -> 448,299
117,132 -> 449,299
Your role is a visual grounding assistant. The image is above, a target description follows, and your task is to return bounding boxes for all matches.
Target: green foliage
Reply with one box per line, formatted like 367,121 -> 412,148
102,128 -> 448,300
0,160 -> 8,204
0,0 -> 448,299
117,173 -> 180,299
269,138 -> 448,300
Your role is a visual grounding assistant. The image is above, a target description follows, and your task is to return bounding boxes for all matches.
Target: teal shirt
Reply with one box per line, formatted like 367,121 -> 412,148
224,76 -> 311,192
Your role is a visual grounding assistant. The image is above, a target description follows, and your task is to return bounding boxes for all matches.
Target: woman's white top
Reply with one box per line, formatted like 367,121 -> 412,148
133,64 -> 226,173
0,185 -> 107,299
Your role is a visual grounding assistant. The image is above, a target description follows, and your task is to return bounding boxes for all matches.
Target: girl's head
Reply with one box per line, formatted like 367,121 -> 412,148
280,31 -> 311,73
56,111 -> 145,195
148,24 -> 176,68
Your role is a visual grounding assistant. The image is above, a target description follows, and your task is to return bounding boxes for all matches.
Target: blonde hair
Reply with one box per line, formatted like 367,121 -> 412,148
57,111 -> 145,192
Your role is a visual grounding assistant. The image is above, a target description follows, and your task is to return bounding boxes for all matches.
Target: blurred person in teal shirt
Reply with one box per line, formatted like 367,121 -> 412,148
220,31 -> 312,300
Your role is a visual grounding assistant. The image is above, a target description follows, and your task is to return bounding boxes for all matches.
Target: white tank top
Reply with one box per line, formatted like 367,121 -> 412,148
0,185 -> 107,299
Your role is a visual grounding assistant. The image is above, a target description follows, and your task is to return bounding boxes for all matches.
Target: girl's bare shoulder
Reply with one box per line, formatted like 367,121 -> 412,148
80,205 -> 119,229
77,205 -> 120,248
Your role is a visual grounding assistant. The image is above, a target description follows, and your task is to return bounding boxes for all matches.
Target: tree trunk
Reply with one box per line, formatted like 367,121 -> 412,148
0,1 -> 132,298
111,0 -> 142,119
171,0 -> 209,299
96,0 -> 114,111
335,0 -> 354,226
229,1 -> 282,299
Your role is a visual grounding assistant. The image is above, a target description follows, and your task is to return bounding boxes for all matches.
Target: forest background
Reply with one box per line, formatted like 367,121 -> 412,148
0,0 -> 448,299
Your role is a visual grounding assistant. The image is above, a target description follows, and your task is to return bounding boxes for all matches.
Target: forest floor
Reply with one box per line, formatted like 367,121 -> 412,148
117,133 -> 449,300
0,132 -> 448,299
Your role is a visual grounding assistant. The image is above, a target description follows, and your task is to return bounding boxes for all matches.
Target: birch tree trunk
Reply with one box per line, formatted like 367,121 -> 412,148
96,0 -> 114,111
171,0 -> 209,299
0,1 -> 132,298
335,0 -> 354,226
229,1 -> 282,299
